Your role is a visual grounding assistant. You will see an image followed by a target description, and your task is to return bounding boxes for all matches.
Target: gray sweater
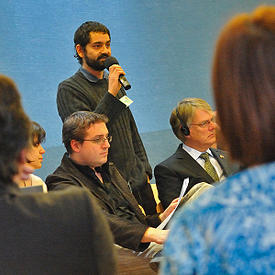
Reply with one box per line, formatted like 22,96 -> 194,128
57,69 -> 152,192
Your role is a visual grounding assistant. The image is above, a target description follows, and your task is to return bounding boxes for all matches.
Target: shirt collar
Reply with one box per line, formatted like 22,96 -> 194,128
181,143 -> 213,160
67,154 -> 110,178
79,67 -> 109,83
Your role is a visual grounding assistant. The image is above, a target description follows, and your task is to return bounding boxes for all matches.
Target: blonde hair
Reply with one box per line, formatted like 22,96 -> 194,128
170,98 -> 212,141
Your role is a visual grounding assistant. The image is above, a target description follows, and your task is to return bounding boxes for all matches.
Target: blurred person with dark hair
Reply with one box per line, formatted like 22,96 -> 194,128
56,21 -> 156,215
161,6 -> 275,274
0,75 -> 116,274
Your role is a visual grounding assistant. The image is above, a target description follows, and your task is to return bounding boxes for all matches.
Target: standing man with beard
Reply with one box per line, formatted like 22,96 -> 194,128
57,21 -> 156,215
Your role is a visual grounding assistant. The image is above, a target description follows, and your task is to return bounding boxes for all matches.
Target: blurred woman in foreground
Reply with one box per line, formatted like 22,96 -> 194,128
161,6 -> 275,274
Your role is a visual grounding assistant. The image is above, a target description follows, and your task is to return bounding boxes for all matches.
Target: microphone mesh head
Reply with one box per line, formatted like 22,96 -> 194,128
104,56 -> 119,69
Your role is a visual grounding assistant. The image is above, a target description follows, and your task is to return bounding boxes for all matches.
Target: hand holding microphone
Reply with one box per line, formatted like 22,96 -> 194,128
104,56 -> 131,92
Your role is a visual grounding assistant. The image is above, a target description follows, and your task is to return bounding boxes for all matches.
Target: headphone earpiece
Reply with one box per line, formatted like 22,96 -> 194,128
176,107 -> 190,136
181,125 -> 190,136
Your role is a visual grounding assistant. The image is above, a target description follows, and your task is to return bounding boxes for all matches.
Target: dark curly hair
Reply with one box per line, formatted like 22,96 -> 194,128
74,21 -> 110,64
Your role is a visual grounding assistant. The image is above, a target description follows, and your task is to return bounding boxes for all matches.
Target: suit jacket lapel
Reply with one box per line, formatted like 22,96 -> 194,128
175,144 -> 215,183
63,155 -> 117,211
210,148 -> 231,177
107,163 -> 146,219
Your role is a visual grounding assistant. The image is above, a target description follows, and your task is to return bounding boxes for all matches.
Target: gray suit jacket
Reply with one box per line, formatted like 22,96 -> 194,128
154,144 -> 239,209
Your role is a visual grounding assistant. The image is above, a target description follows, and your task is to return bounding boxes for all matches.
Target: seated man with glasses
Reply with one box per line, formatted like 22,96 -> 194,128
154,98 -> 239,209
46,111 -> 178,252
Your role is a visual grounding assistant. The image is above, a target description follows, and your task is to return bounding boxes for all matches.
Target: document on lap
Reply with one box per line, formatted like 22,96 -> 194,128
157,178 -> 189,230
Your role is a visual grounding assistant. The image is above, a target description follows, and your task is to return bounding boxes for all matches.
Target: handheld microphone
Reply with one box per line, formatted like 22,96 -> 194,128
104,56 -> 131,90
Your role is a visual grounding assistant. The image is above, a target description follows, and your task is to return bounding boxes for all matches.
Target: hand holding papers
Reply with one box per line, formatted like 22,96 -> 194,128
138,179 -> 213,260
137,178 -> 189,259
157,178 -> 189,230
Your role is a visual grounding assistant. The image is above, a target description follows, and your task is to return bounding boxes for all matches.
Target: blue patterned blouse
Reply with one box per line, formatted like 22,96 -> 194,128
160,161 -> 275,275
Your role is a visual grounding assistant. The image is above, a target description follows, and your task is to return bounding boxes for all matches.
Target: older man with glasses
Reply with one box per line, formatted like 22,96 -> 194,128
46,111 -> 178,254
154,98 -> 239,209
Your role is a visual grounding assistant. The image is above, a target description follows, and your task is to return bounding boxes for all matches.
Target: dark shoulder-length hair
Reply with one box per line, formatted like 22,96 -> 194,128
31,121 -> 46,145
212,5 -> 275,167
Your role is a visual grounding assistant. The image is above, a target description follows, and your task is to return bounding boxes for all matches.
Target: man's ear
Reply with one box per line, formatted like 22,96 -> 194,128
75,44 -> 84,59
70,139 -> 82,153
184,130 -> 191,140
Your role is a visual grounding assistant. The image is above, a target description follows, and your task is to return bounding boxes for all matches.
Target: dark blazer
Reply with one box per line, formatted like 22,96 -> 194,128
46,153 -> 161,252
154,144 -> 239,209
0,183 -> 116,275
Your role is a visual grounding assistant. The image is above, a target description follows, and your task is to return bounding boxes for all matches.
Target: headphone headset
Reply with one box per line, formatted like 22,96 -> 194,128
176,106 -> 190,136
